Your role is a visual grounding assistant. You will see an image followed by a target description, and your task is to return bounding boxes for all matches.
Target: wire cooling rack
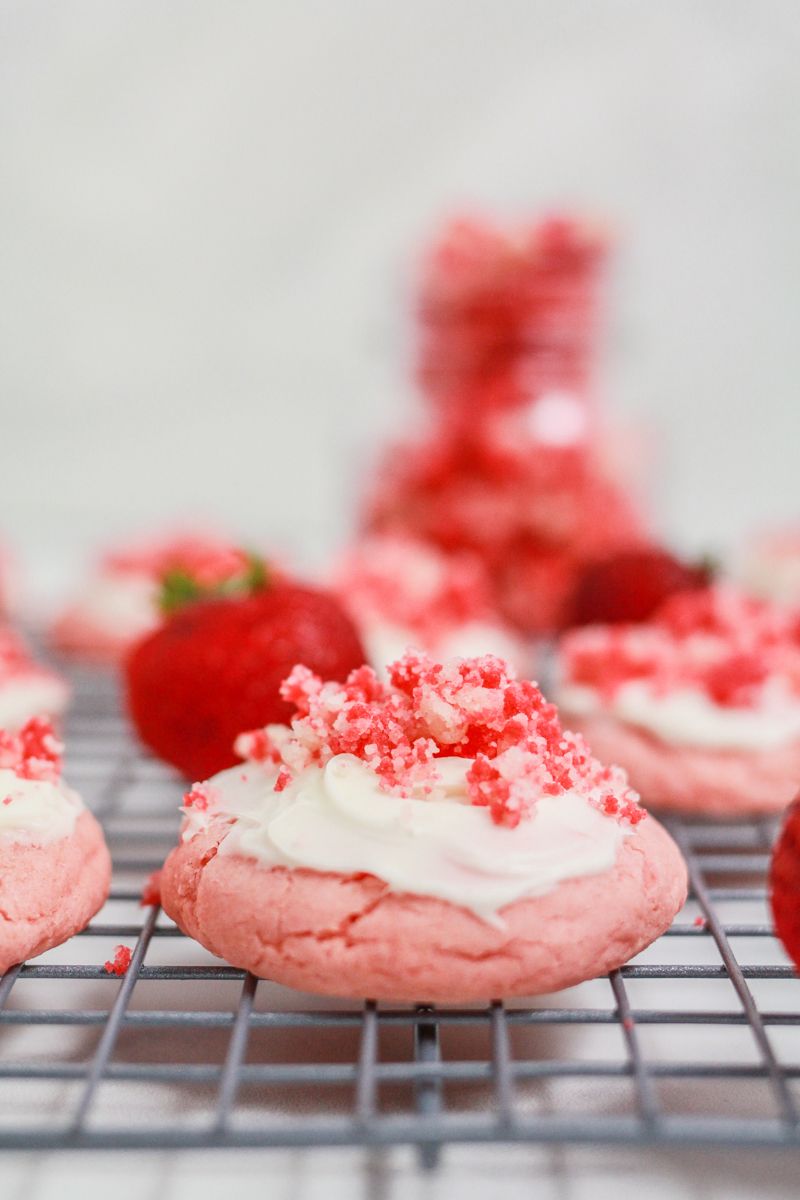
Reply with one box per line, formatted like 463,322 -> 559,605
1,666 -> 799,1166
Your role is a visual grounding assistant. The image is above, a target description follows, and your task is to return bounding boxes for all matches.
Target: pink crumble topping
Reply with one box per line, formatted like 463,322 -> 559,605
183,782 -> 221,812
561,585 -> 800,710
234,650 -> 643,829
233,728 -> 280,765
333,535 -> 505,646
140,870 -> 162,907
0,717 -> 63,782
104,945 -> 132,976
273,767 -> 292,793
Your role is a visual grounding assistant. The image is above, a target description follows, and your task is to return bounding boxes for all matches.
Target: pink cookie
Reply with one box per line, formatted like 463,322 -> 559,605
161,651 -> 686,1002
161,811 -> 685,1002
0,718 -> 111,975
557,585 -> 800,818
564,712 -> 800,818
0,811 -> 111,974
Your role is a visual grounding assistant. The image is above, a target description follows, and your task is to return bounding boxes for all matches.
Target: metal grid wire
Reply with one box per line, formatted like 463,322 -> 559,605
1,665 -> 800,1165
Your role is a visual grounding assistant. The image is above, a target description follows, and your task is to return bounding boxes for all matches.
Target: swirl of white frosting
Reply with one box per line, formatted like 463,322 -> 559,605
182,755 -> 629,922
0,769 -> 83,845
558,678 -> 800,751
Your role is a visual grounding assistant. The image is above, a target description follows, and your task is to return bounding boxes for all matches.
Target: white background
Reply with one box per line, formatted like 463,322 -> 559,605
1,0 -> 799,587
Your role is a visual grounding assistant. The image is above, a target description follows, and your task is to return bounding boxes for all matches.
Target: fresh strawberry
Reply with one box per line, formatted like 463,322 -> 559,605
125,572 -> 366,779
770,795 -> 800,972
569,548 -> 713,627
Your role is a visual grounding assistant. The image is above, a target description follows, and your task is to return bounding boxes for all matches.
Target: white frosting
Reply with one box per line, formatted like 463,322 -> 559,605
363,621 -> 526,678
70,571 -> 158,640
558,678 -> 800,751
0,675 -> 70,729
0,769 -> 82,845
183,755 -> 628,922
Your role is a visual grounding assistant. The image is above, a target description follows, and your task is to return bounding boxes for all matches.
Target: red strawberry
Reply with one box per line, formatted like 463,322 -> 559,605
125,577 -> 366,779
569,548 -> 713,627
770,794 -> 800,972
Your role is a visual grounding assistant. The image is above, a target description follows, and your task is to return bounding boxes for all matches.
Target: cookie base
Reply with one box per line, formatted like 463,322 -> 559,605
0,811 -> 112,974
161,814 -> 686,1002
566,712 -> 800,817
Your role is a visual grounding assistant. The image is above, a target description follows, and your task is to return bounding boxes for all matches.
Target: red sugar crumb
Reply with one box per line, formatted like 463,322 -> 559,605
705,654 -> 769,707
561,585 -> 800,710
183,782 -> 220,812
233,728 -> 281,765
104,945 -> 132,976
622,1016 -> 634,1033
236,650 -> 643,828
2,796 -> 11,806
693,916 -> 708,929
140,870 -> 162,907
0,717 -> 63,782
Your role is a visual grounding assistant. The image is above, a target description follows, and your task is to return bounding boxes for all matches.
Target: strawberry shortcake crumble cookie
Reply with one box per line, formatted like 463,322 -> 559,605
557,586 -> 800,816
161,652 -> 685,1001
0,719 -> 111,974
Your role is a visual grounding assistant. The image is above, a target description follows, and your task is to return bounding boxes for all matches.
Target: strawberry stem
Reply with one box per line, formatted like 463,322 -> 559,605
159,553 -> 270,615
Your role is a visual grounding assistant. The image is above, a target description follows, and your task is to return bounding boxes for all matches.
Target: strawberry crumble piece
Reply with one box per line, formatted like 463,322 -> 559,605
183,782 -> 221,812
234,650 -> 644,829
140,870 -> 162,907
274,767 -> 292,793
0,717 -> 63,782
233,728 -> 281,765
560,585 -> 800,711
104,944 -> 133,976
